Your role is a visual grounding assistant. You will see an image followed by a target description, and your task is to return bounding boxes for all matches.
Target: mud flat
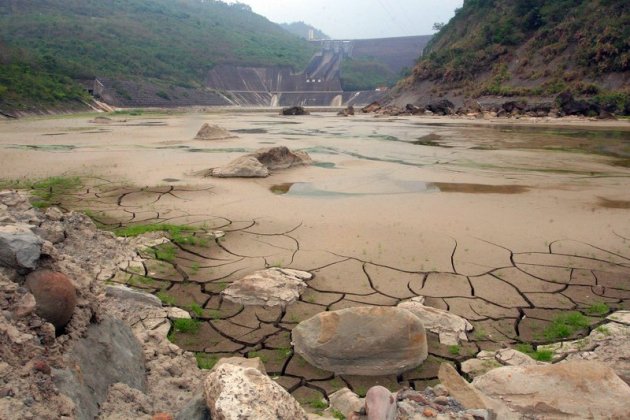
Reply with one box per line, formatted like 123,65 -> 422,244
1,111 -> 629,402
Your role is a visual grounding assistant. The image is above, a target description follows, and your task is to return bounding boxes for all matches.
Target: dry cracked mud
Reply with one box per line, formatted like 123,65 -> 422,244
1,112 -> 629,407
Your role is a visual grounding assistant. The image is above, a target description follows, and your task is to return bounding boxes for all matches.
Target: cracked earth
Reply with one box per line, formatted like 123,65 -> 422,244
1,112 -> 629,404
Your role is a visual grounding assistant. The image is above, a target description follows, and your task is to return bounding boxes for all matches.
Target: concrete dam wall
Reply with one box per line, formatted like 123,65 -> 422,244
207,35 -> 432,107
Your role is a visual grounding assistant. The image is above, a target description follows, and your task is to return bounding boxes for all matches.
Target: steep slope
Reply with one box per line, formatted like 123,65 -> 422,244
393,0 -> 629,113
0,0 -> 315,112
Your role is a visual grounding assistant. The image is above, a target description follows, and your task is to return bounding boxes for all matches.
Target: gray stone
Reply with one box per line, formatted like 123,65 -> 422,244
105,284 -> 162,307
204,363 -> 307,420
329,388 -> 363,418
175,394 -> 210,420
222,268 -> 312,307
35,221 -> 65,244
0,224 -> 42,269
473,360 -> 630,418
398,297 -> 473,345
292,306 -> 428,376
53,316 -> 147,420
211,156 -> 269,178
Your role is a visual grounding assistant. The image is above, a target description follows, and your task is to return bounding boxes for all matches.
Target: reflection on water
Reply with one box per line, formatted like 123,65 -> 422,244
271,180 -> 530,197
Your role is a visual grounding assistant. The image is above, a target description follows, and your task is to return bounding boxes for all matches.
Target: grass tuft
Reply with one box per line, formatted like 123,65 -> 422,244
195,353 -> 218,370
543,312 -> 589,341
172,318 -> 201,334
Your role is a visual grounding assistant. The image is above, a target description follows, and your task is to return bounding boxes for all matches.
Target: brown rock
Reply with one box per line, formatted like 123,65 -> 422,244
25,270 -> 77,330
33,360 -> 51,375
152,414 -> 174,420
194,123 -> 236,140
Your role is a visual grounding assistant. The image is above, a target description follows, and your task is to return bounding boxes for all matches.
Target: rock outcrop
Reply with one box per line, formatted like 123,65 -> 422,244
291,306 -> 428,375
281,106 -> 310,116
222,268 -> 312,307
194,123 -> 237,140
204,361 -> 307,420
398,296 -> 473,345
53,315 -> 147,420
210,156 -> 270,178
473,361 -> 630,418
210,146 -> 312,178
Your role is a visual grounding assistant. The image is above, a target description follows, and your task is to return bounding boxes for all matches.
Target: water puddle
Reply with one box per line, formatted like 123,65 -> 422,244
429,183 -> 529,194
271,180 -> 437,197
232,128 -> 268,134
271,180 -> 529,197
7,144 -> 77,151
412,133 -> 453,148
186,147 -> 250,153
313,162 -> 336,169
598,197 -> 630,209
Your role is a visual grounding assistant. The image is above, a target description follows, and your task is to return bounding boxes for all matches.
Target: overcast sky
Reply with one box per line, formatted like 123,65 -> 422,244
225,0 -> 464,39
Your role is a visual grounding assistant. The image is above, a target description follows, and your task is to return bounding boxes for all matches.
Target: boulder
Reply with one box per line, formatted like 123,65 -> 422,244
204,363 -> 307,420
405,103 -> 424,114
361,101 -> 382,113
474,361 -> 630,418
194,123 -> 236,140
365,386 -> 397,420
210,147 -> 311,178
222,268 -> 312,307
211,156 -> 270,178
281,106 -> 309,116
292,306 -> 428,376
501,101 -> 527,114
0,224 -> 43,269
398,297 -> 473,345
252,146 -> 312,170
337,106 -> 355,117
426,99 -> 455,115
25,270 -> 77,330
556,92 -> 599,116
53,316 -> 147,420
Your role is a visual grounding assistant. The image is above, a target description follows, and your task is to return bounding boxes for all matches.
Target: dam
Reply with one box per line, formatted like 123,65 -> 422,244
205,35 -> 432,107
94,35 -> 431,108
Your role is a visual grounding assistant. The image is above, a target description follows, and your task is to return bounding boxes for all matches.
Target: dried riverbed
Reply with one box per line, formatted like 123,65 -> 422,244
1,111 -> 629,406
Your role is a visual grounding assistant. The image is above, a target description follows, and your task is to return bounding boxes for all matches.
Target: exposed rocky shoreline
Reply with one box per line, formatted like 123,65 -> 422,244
363,92 -> 623,120
1,189 -> 630,419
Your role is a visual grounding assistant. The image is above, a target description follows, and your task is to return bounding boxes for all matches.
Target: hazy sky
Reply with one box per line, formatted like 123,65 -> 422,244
225,0 -> 464,39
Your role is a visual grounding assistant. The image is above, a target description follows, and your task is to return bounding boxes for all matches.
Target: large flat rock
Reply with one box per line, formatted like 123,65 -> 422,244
292,306 -> 428,376
222,268 -> 312,307
473,360 -> 630,418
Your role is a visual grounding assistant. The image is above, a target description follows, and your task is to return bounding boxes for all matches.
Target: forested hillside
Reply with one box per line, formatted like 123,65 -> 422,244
0,0 -> 315,112
396,0 -> 629,112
